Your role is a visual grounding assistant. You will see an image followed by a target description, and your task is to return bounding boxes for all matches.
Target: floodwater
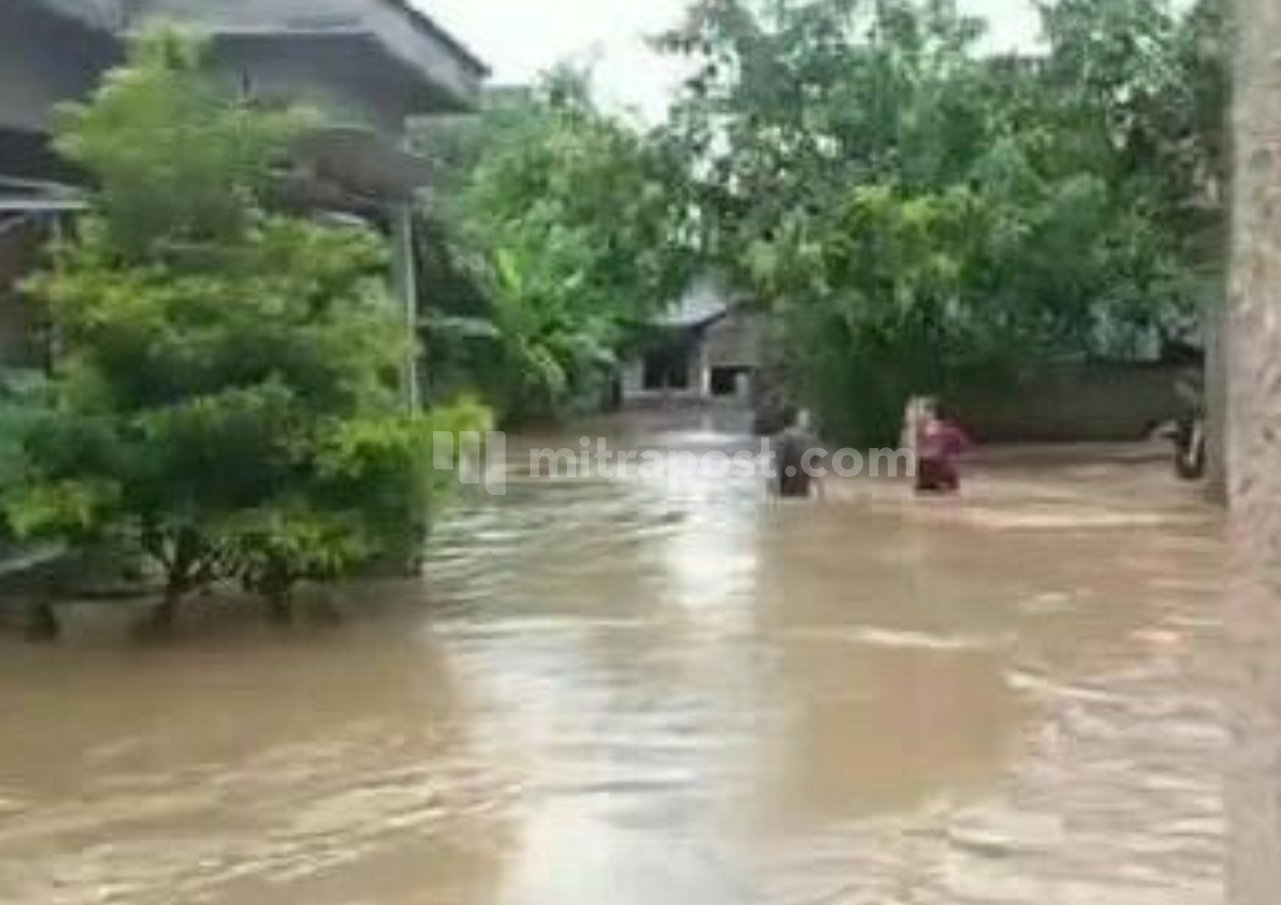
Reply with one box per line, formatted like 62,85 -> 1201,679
0,410 -> 1226,904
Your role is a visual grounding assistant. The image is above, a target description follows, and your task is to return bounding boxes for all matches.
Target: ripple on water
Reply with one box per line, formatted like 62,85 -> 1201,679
0,418 -> 1228,905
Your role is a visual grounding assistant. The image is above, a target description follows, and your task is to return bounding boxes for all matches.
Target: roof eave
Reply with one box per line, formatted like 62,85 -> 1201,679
206,28 -> 481,115
381,0 -> 490,80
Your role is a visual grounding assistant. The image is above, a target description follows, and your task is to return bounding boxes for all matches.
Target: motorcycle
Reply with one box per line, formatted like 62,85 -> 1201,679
1162,370 -> 1207,482
1170,414 -> 1207,481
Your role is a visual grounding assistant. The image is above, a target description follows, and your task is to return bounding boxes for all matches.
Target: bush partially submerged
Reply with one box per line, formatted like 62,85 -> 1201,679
2,28 -> 489,628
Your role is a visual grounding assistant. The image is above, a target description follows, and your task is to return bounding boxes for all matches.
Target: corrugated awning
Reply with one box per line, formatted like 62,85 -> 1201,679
0,178 -> 85,215
0,199 -> 86,214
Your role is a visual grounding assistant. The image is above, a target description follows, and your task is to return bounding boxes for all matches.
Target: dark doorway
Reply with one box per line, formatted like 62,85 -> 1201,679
710,366 -> 752,397
643,343 -> 692,391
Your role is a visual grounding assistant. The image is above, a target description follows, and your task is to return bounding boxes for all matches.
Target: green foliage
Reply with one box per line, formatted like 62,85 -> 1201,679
660,0 -> 1225,443
51,28 -> 315,263
0,370 -> 53,546
3,27 -> 486,619
417,70 -> 694,421
0,371 -> 44,487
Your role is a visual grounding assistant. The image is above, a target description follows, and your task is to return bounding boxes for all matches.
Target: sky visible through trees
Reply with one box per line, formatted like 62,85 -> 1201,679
424,0 -> 1045,120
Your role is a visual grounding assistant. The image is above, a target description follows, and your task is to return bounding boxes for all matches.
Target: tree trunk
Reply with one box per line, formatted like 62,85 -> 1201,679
1228,0 -> 1281,898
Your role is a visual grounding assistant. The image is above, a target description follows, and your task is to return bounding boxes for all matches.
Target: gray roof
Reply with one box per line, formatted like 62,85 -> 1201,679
22,0 -> 121,28
652,275 -> 740,329
21,0 -> 487,110
383,0 -> 489,77
125,0 -> 486,108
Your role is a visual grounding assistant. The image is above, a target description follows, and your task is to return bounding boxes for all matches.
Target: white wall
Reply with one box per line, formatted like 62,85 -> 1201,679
620,359 -> 645,397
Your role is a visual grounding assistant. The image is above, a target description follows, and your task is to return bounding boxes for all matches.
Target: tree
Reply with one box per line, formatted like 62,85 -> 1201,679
416,69 -> 694,421
2,28 -> 485,630
0,370 -> 46,550
658,0 -> 1225,444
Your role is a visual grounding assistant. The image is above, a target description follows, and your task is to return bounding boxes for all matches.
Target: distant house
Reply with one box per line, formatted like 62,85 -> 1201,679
0,0 -> 488,406
620,275 -> 763,403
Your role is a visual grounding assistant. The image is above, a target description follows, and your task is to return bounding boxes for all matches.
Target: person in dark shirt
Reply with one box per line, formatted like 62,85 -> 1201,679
777,409 -> 818,498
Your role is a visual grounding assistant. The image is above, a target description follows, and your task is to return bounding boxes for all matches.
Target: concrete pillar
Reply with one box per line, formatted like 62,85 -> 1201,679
696,339 -> 712,399
390,203 -> 421,413
1228,0 -> 1281,898
1205,288 -> 1229,504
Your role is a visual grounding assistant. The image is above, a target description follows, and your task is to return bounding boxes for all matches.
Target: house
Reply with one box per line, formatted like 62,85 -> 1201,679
620,275 -> 763,404
0,0 -> 488,406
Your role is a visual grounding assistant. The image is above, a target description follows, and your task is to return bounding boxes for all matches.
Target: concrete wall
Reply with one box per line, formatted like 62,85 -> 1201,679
704,308 -> 761,370
1227,0 -> 1281,899
620,359 -> 646,398
0,4 -> 119,134
949,363 -> 1188,443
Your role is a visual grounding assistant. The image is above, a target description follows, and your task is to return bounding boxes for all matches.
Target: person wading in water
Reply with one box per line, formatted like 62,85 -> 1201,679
777,409 -> 819,498
915,399 -> 972,494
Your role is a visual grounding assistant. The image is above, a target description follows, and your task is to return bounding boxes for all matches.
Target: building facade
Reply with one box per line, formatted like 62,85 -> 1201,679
620,275 -> 763,404
0,0 -> 487,405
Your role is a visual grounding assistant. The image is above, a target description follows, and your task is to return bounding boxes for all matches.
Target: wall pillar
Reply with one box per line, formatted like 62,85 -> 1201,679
1205,289 -> 1229,504
1228,0 -> 1281,898
696,336 -> 712,399
390,203 -> 421,413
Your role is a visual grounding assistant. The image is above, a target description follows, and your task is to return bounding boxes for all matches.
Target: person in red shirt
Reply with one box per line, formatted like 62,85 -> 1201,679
915,400 -> 971,494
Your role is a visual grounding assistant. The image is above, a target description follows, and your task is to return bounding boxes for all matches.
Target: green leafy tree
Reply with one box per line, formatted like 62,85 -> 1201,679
0,370 -> 48,551
417,69 -> 695,421
3,28 -> 486,629
659,0 -> 1225,443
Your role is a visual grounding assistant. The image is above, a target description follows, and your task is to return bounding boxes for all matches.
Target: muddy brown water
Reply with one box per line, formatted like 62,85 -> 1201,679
0,411 -> 1226,904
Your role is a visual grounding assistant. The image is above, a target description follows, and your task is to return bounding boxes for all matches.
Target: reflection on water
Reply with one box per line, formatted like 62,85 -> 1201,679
0,410 -> 1225,904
